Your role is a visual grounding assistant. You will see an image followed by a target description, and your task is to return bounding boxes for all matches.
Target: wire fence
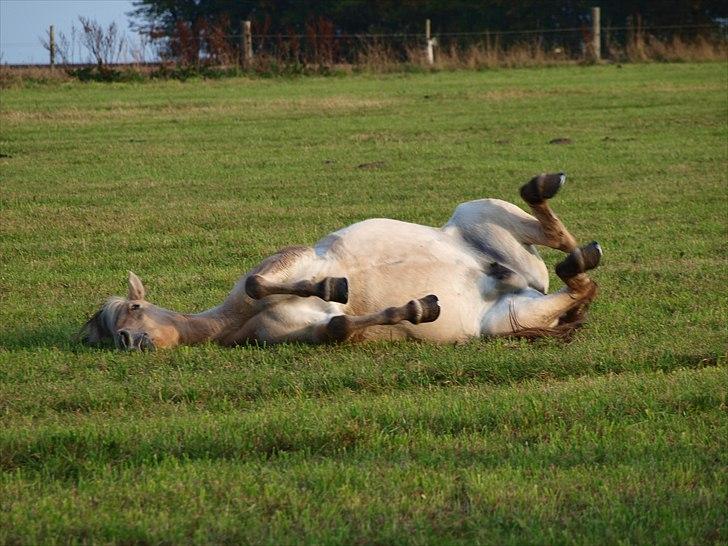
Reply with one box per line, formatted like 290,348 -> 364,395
1,22 -> 725,67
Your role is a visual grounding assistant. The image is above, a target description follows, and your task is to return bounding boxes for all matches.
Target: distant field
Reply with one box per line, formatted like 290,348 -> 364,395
1,63 -> 726,545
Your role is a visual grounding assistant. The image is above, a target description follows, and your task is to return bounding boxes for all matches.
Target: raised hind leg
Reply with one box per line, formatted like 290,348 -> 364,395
504,242 -> 602,334
518,172 -> 578,253
317,295 -> 441,342
244,245 -> 349,303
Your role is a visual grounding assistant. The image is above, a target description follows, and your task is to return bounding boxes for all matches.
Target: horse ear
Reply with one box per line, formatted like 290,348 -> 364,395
128,271 -> 146,301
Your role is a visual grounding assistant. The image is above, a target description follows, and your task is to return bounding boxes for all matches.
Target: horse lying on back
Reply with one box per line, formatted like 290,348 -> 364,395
82,173 -> 602,351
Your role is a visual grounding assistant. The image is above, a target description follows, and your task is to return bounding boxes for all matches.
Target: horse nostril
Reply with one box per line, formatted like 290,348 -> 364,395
118,329 -> 132,349
140,333 -> 155,351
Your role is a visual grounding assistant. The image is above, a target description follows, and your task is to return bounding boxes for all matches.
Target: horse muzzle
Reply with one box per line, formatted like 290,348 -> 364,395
115,329 -> 155,351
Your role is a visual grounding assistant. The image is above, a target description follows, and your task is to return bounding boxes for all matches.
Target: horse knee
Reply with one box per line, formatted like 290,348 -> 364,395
245,274 -> 268,299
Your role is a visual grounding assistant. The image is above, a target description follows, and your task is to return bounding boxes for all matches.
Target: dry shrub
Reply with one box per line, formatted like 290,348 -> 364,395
607,15 -> 728,63
40,25 -> 79,65
356,41 -> 405,73
637,35 -> 726,62
305,17 -> 338,66
78,17 -> 126,67
0,66 -> 71,88
611,31 -> 728,63
402,34 -> 722,71
4,24 -> 726,87
405,38 -> 573,70
205,16 -> 236,66
455,43 -> 500,70
273,28 -> 302,63
170,19 -> 202,66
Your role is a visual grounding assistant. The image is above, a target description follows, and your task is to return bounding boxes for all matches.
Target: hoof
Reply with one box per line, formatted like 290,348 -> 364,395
556,241 -> 603,280
520,172 -> 566,204
581,241 -> 603,270
408,294 -> 441,324
317,277 -> 349,304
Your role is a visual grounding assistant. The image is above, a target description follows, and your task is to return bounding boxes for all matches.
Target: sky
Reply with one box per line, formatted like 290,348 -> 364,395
0,0 -> 136,64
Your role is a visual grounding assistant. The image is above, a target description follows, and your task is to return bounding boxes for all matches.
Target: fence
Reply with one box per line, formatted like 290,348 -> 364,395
2,6 -> 726,69
161,17 -> 726,68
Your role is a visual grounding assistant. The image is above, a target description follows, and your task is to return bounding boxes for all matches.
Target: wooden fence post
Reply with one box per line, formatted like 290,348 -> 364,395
242,20 -> 253,67
591,7 -> 601,61
425,19 -> 434,65
49,25 -> 56,68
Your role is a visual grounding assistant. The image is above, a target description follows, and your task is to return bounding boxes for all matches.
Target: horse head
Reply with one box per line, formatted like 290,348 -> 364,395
80,272 -> 181,351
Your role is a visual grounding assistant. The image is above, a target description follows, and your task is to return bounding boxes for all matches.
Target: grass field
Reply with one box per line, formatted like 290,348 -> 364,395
1,63 -> 726,544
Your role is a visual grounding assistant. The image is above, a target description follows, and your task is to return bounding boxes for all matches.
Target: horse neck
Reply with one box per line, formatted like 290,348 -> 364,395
174,280 -> 256,345
172,310 -> 229,345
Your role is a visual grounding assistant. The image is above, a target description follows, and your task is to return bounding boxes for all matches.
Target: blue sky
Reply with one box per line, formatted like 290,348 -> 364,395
1,0 -> 136,64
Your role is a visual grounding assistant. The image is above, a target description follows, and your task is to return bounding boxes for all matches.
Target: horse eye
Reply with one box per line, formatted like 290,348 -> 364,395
130,303 -> 141,311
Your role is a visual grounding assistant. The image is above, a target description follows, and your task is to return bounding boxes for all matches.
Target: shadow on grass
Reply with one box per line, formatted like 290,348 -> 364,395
668,353 -> 722,368
0,324 -> 80,351
1,322 -> 723,378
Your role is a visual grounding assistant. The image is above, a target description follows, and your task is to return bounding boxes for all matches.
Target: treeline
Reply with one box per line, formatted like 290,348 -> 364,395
124,0 -> 726,67
3,0 -> 725,87
130,0 -> 726,37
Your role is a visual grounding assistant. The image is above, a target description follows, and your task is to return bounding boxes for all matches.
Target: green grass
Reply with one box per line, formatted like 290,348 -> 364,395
1,63 -> 726,545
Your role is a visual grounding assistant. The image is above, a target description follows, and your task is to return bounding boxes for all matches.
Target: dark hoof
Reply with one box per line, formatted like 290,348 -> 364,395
555,241 -> 603,280
520,172 -> 566,204
581,241 -> 603,270
408,294 -> 440,324
245,274 -> 266,299
420,294 -> 441,323
318,277 -> 349,304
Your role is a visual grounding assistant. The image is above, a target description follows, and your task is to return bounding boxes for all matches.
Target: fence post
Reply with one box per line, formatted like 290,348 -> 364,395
425,19 -> 434,65
591,6 -> 601,61
49,24 -> 56,68
242,20 -> 253,67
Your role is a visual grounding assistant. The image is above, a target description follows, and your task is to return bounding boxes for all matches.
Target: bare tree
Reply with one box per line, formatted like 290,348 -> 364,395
77,16 -> 126,67
128,34 -> 149,64
40,25 -> 78,65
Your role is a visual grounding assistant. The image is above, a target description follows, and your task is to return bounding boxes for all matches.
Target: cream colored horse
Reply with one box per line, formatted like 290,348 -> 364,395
82,173 -> 602,350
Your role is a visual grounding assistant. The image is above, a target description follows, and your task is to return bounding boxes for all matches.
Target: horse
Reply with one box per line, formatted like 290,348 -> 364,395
81,173 -> 602,351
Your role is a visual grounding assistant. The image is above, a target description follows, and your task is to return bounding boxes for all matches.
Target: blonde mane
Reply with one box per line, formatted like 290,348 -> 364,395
80,296 -> 127,346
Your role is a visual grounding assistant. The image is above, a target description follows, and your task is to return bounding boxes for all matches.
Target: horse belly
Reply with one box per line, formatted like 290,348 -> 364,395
318,219 -> 486,342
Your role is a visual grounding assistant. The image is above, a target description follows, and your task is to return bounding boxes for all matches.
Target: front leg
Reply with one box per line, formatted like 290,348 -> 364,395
244,245 -> 349,303
245,274 -> 349,303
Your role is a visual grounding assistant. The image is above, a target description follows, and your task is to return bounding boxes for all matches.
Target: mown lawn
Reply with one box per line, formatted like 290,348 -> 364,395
0,63 -> 726,545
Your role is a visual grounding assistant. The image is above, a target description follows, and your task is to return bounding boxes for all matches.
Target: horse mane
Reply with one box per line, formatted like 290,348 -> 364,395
78,296 -> 126,345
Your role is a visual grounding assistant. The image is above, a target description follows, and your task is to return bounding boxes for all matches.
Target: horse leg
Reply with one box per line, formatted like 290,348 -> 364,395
518,172 -> 578,253
246,274 -> 349,303
244,246 -> 349,304
508,241 -> 602,331
316,295 -> 441,342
